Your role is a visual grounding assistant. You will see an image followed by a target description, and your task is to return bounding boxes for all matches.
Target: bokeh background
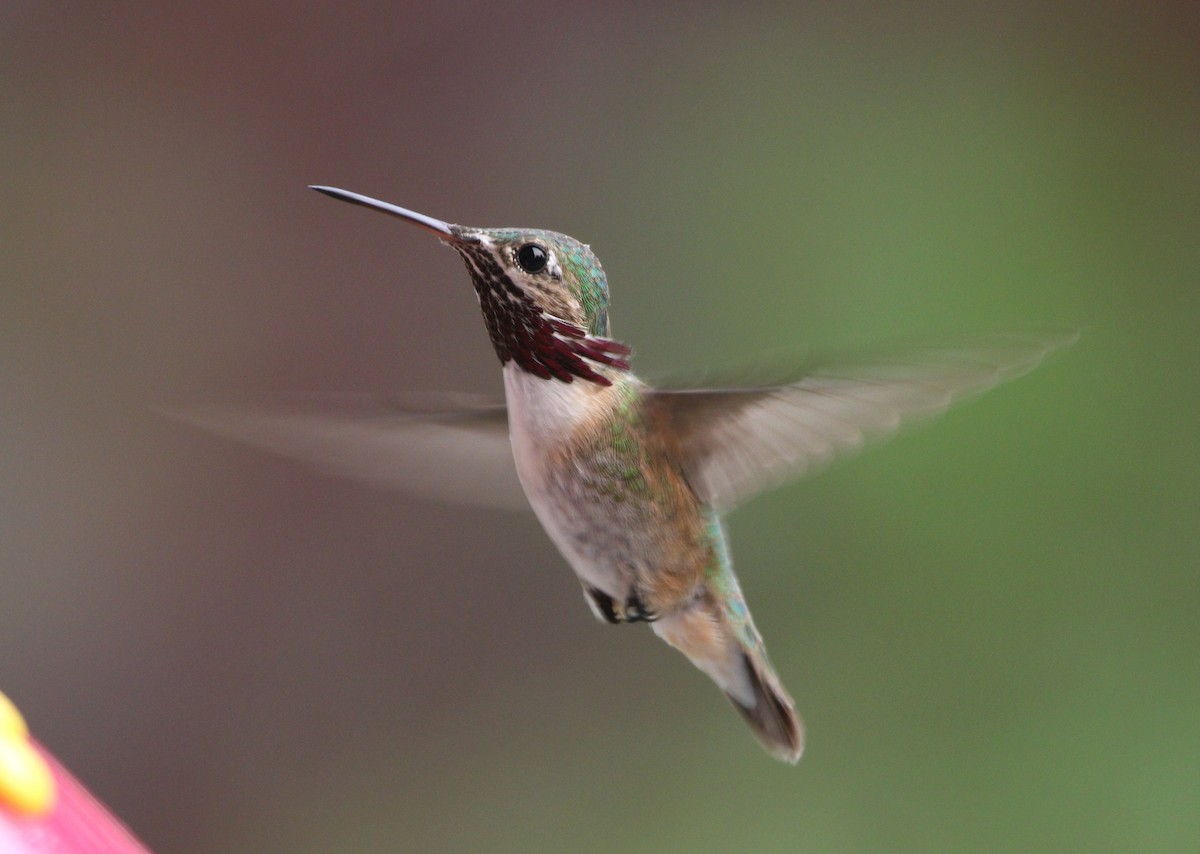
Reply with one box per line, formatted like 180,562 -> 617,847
3,3 -> 1197,852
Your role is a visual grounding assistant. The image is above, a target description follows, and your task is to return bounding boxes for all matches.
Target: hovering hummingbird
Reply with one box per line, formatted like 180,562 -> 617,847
175,186 -> 1073,763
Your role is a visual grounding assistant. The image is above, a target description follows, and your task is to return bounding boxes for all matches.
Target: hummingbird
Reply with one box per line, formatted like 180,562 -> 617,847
174,185 -> 1074,763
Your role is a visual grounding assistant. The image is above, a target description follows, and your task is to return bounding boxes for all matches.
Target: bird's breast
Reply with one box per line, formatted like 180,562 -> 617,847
502,366 -> 709,605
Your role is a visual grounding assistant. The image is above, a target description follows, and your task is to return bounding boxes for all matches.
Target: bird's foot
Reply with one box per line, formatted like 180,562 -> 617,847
620,591 -> 659,623
583,586 -> 659,624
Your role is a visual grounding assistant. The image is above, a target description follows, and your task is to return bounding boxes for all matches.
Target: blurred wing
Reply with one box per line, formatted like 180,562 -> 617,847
161,393 -> 528,511
647,331 -> 1076,511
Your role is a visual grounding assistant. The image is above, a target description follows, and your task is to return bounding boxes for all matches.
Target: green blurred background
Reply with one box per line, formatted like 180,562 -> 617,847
2,3 -> 1197,852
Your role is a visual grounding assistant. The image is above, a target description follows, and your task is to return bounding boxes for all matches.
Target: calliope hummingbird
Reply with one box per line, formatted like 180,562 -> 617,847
174,185 -> 1073,763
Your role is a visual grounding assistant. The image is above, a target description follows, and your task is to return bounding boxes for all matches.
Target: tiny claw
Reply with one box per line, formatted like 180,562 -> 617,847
622,593 -> 659,623
584,587 -> 621,624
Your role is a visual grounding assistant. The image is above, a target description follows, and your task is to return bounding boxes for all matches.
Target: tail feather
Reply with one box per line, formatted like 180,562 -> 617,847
728,649 -> 804,764
651,592 -> 805,763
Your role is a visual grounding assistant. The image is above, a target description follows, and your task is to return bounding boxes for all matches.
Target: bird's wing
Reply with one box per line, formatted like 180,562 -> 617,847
645,331 -> 1076,512
161,393 -> 528,511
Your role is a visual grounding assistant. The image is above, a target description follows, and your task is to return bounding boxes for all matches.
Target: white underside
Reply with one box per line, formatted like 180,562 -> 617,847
503,365 -> 625,595
504,366 -> 761,710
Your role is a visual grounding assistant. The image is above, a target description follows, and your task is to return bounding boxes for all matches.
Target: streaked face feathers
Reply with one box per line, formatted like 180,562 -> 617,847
448,227 -> 629,386
449,227 -> 612,336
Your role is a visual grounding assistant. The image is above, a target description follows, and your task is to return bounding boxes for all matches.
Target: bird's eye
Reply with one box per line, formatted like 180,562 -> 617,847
515,243 -> 548,274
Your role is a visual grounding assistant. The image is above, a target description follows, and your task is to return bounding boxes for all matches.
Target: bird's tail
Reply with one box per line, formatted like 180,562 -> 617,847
652,588 -> 804,763
730,642 -> 804,763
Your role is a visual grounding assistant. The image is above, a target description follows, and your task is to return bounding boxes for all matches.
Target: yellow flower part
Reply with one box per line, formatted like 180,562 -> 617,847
0,692 -> 28,739
0,692 -> 55,817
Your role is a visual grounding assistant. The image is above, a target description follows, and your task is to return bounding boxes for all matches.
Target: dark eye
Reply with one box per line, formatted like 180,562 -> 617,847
515,243 -> 548,274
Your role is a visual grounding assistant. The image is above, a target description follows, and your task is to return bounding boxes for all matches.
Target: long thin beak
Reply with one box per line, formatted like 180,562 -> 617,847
309,185 -> 457,240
